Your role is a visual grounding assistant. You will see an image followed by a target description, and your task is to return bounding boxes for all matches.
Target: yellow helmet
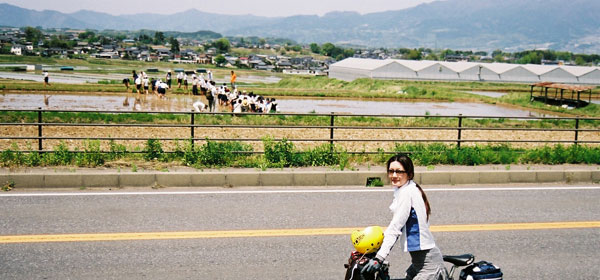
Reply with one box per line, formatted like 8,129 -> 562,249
351,226 -> 384,254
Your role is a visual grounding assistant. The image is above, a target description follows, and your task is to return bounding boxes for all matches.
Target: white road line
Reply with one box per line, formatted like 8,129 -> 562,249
1,186 -> 599,197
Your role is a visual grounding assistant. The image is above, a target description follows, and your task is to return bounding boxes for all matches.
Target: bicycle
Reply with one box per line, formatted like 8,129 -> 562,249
344,252 -> 476,280
443,254 -> 475,280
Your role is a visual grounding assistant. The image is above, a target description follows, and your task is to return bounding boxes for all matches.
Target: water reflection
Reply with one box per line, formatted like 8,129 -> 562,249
276,97 -> 554,117
0,92 -> 557,117
462,91 -> 507,98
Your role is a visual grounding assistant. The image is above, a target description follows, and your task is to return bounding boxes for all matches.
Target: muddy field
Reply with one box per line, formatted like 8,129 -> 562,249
1,124 -> 598,153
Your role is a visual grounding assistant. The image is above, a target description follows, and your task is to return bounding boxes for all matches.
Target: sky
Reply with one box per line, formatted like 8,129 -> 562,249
1,0 -> 438,17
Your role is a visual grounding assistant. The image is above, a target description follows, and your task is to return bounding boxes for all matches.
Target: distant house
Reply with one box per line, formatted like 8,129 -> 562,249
479,56 -> 494,62
94,51 -> 119,59
10,45 -> 23,55
156,48 -> 172,58
249,59 -> 265,69
43,48 -> 68,56
140,51 -> 151,61
239,57 -> 249,66
196,53 -> 211,64
225,55 -> 238,65
256,65 -> 275,71
0,35 -> 11,43
277,60 -> 292,69
102,45 -> 116,52
282,69 -> 325,76
445,55 -> 469,62
206,47 -> 217,55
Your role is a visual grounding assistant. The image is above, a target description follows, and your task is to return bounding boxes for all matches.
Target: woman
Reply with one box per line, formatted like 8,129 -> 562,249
362,154 -> 448,280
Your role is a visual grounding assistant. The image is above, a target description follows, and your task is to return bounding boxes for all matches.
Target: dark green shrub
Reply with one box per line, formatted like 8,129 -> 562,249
47,142 -> 73,165
263,137 -> 298,167
75,140 -> 104,167
108,140 -> 127,160
0,147 -> 16,166
303,144 -> 349,169
198,140 -> 253,166
182,142 -> 199,166
144,139 -> 164,161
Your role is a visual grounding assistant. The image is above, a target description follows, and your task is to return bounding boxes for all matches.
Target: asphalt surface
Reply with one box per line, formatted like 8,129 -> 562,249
1,183 -> 600,279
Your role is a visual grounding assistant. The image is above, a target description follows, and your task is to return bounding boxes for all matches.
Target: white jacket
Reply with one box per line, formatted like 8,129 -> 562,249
376,180 -> 436,261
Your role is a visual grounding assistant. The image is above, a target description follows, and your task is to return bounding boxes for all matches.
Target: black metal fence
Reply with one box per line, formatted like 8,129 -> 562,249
1,108 -> 600,154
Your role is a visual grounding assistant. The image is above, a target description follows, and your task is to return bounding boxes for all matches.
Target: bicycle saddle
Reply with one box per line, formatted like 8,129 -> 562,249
443,254 -> 475,266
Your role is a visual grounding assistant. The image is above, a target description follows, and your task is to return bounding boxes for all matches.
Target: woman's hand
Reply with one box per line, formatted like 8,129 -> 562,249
361,258 -> 382,274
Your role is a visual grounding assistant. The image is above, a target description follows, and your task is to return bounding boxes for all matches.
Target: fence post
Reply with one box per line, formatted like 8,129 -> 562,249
574,116 -> 579,145
38,107 -> 43,151
190,111 -> 195,148
330,112 -> 335,151
457,114 -> 463,149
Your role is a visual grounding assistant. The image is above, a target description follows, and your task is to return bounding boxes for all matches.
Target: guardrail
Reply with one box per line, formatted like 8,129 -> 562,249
1,108 -> 600,154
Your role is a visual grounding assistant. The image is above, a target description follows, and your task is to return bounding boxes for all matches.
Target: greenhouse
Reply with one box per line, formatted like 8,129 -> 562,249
328,58 -> 600,85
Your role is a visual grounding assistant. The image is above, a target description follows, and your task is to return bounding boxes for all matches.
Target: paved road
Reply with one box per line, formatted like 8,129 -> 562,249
1,184 -> 599,279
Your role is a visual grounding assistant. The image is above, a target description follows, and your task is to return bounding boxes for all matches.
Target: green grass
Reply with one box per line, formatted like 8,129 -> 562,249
1,109 -> 597,130
393,143 -> 600,166
1,140 -> 598,168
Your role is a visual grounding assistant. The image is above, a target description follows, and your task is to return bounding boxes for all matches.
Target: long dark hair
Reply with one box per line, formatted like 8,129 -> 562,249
386,154 -> 431,220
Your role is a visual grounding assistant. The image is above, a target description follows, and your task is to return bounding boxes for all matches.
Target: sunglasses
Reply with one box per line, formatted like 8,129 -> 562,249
388,169 -> 407,175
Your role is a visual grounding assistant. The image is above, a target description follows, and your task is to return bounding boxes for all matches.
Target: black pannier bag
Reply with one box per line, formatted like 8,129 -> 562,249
459,260 -> 503,280
344,251 -> 390,280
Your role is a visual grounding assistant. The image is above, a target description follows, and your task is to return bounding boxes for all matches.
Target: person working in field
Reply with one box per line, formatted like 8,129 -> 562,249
43,70 -> 50,87
177,71 -> 183,88
230,70 -> 237,89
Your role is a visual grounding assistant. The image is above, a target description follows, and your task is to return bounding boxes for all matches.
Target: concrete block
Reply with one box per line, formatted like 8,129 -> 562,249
479,171 -> 510,184
227,172 -> 260,187
592,171 -> 600,182
293,172 -> 326,186
191,173 -> 227,187
509,171 -> 538,183
536,171 -> 564,183
326,172 -> 359,186
119,173 -> 156,187
420,172 -> 451,185
357,171 -> 386,187
413,173 -> 422,185
44,174 -> 83,188
565,171 -> 592,182
83,174 -> 119,188
450,172 -> 480,185
156,173 -> 191,187
260,172 -> 294,186
4,174 -> 44,188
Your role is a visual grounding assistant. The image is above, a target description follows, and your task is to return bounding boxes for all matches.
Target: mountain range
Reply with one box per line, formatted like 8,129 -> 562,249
1,0 -> 600,53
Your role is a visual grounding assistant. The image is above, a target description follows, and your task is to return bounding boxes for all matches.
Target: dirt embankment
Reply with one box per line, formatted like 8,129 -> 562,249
1,125 -> 598,152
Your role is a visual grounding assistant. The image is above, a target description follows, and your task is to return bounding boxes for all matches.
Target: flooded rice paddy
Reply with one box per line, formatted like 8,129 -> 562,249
0,92 -> 557,117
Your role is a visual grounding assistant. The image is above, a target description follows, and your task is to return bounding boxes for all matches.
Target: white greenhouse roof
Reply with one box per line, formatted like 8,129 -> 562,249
439,61 -> 481,73
480,63 -> 520,74
391,59 -> 439,71
521,64 -> 555,76
330,58 -> 393,70
560,65 -> 597,77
